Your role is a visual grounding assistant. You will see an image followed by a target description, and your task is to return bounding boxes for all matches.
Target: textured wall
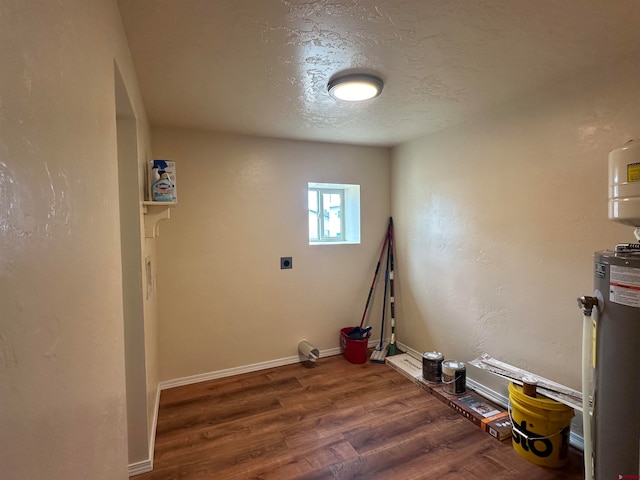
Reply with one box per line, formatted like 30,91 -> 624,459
391,57 -> 640,393
152,128 -> 390,381
0,0 -> 153,478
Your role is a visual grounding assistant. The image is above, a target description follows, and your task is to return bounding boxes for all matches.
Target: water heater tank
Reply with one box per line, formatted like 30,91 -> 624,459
609,140 -> 640,227
593,250 -> 640,479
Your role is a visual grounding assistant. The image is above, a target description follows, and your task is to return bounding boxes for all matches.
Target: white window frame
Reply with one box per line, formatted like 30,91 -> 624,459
309,187 -> 345,242
308,182 -> 361,245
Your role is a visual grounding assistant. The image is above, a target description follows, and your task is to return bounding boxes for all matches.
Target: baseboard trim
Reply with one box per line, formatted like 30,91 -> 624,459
396,342 -> 584,451
159,339 -> 379,391
128,386 -> 161,477
128,459 -> 152,477
159,355 -> 306,390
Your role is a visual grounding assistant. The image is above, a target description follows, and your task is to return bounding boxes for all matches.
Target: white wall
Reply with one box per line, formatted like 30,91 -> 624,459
0,1 -> 155,478
391,57 -> 640,394
152,128 -> 390,381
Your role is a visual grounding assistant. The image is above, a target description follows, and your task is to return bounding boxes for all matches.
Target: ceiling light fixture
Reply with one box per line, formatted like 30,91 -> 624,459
327,73 -> 384,102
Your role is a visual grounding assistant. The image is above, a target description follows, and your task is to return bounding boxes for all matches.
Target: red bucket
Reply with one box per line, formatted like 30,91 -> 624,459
340,327 -> 369,364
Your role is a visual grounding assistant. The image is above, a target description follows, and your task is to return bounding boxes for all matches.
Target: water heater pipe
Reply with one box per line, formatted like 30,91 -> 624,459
581,311 -> 594,480
578,296 -> 597,480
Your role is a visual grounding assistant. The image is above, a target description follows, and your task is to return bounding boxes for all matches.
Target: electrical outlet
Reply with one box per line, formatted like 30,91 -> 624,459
280,257 -> 293,269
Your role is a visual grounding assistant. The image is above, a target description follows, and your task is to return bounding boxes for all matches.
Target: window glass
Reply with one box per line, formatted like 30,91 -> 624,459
308,183 -> 360,245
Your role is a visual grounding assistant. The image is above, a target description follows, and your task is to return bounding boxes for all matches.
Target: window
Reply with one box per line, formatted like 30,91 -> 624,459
308,182 -> 360,244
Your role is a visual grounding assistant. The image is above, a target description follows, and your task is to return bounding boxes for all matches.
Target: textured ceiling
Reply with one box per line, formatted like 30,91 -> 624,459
118,0 -> 640,147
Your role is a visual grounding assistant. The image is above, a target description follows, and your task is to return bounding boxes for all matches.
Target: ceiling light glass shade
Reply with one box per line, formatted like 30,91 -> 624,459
328,74 -> 383,102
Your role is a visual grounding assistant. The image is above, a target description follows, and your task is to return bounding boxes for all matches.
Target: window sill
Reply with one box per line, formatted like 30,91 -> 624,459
309,241 -> 360,246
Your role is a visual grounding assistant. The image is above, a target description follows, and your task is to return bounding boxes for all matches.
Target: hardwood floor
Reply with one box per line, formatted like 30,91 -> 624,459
136,354 -> 585,479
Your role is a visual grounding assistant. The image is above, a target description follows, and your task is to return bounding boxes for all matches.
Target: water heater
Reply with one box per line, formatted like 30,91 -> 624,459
584,141 -> 640,479
592,250 -> 640,479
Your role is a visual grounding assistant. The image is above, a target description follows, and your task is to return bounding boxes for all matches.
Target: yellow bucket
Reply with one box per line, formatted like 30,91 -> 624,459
508,382 -> 574,468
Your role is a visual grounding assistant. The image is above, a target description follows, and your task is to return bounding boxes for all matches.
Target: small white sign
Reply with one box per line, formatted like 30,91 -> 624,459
609,265 -> 640,308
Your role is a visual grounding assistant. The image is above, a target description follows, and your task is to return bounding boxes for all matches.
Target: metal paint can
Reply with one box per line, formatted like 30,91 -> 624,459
422,351 -> 444,383
442,360 -> 466,395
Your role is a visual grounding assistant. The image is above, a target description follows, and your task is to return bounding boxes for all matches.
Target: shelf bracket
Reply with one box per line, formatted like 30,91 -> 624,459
142,202 -> 175,238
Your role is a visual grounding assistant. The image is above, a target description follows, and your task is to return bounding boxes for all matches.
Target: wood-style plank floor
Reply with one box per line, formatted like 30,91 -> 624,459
136,353 -> 585,480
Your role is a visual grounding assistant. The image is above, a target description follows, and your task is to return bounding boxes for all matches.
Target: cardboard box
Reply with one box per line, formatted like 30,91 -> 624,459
385,353 -> 423,385
456,392 -> 501,419
430,386 -> 512,440
483,413 -> 513,441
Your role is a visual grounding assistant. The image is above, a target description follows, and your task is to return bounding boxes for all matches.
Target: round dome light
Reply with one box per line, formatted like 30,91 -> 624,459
327,74 -> 383,102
